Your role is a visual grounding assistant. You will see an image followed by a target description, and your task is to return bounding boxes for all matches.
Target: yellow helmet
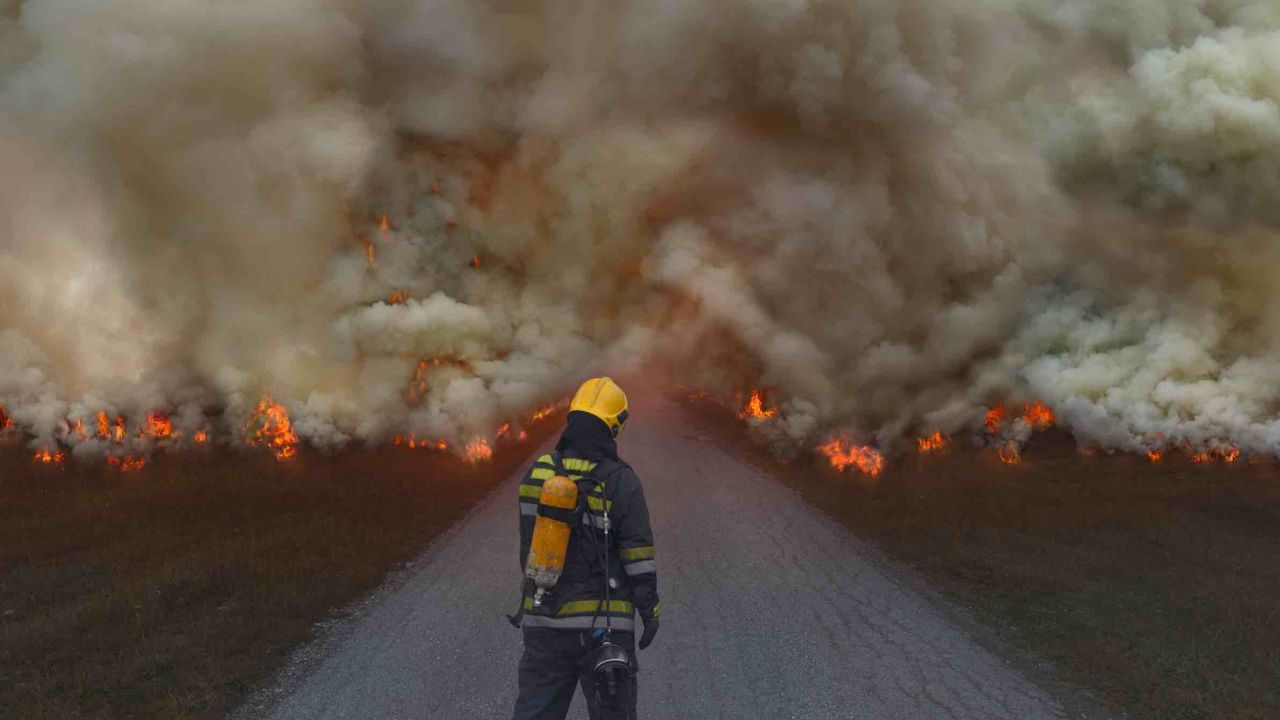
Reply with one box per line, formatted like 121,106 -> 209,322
569,377 -> 630,437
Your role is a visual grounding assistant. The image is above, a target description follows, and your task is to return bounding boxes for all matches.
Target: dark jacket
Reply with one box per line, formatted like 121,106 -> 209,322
516,413 -> 659,632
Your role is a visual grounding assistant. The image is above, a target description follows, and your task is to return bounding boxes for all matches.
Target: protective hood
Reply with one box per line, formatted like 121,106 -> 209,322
555,410 -> 620,463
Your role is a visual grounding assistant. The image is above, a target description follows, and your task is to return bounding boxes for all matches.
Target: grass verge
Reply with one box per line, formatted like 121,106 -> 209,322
690,398 -> 1280,720
0,421 -> 556,720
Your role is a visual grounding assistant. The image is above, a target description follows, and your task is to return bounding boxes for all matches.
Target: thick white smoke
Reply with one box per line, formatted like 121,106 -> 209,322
0,0 -> 1277,461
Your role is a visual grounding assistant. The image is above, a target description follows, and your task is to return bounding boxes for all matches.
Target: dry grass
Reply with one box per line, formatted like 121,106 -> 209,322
691,399 -> 1280,720
0,422 -> 556,720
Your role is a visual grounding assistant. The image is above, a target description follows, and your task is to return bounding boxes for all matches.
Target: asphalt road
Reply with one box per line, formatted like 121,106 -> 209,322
244,392 -> 1070,720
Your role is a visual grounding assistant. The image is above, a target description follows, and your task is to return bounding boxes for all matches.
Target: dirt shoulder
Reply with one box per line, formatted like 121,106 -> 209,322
0,419 -> 558,720
687,396 -> 1280,720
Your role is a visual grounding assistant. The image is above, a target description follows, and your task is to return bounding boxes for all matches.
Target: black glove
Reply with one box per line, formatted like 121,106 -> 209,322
638,617 -> 659,650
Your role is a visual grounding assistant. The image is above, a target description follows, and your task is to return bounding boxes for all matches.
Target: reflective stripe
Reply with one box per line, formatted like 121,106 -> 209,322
537,454 -> 555,465
619,546 -> 654,561
518,484 -> 542,499
519,503 -> 537,516
522,614 -> 635,632
562,457 -> 597,472
530,467 -> 554,480
623,560 -> 656,576
586,495 -> 612,512
652,602 -> 661,618
523,597 -> 633,615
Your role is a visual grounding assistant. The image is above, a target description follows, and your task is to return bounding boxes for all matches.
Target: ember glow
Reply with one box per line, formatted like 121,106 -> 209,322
464,438 -> 493,464
1147,449 -> 1163,463
106,456 -> 146,472
0,405 -> 11,431
246,398 -> 300,461
818,439 -> 884,477
387,290 -> 407,305
33,447 -> 64,465
917,432 -> 947,453
739,390 -> 778,420
394,434 -> 449,451
193,429 -> 209,444
405,360 -> 432,406
997,442 -> 1021,465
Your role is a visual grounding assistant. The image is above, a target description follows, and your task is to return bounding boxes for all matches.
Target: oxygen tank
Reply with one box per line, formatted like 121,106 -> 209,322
526,474 -> 578,607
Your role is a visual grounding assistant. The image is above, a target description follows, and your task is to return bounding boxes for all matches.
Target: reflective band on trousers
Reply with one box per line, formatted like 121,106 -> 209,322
521,614 -> 635,632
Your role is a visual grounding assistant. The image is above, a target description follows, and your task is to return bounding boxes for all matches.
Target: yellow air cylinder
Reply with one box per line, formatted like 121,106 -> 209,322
526,474 -> 578,607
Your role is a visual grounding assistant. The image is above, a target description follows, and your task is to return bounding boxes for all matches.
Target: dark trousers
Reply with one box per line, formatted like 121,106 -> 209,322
512,628 -> 638,720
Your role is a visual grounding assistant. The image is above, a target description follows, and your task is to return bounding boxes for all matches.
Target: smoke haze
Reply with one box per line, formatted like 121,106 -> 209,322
1,0 -> 1278,460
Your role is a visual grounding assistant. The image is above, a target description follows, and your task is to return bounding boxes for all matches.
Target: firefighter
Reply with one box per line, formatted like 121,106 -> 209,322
511,377 -> 660,720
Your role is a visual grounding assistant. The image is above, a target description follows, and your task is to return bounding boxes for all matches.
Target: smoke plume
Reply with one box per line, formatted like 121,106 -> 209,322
1,0 -> 1278,461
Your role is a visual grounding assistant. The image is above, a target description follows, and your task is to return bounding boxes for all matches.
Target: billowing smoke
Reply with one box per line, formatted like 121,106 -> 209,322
1,0 -> 1277,462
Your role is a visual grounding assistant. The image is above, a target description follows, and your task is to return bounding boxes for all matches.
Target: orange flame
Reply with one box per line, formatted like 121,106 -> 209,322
739,390 -> 778,420
1188,446 -> 1213,463
984,405 -> 1005,434
247,398 -> 299,461
107,455 -> 146,472
527,404 -> 559,423
379,215 -> 390,233
1219,445 -> 1240,463
917,432 -> 947,453
997,442 -> 1021,464
394,434 -> 450,451
1146,449 -> 1163,463
193,429 -> 209,444
464,437 -> 493,464
0,404 -> 12,430
405,360 -> 432,406
518,430 -> 529,441
141,412 -> 172,440
364,241 -> 376,269
96,411 -> 126,443
1023,402 -> 1055,430
387,290 -> 407,305
68,418 -> 86,438
470,254 -> 481,269
818,439 -> 884,477
495,422 -> 512,440
33,447 -> 65,465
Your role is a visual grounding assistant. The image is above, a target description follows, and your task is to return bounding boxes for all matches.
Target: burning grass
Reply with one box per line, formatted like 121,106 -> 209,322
0,415 -> 560,720
688,395 -> 1280,720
